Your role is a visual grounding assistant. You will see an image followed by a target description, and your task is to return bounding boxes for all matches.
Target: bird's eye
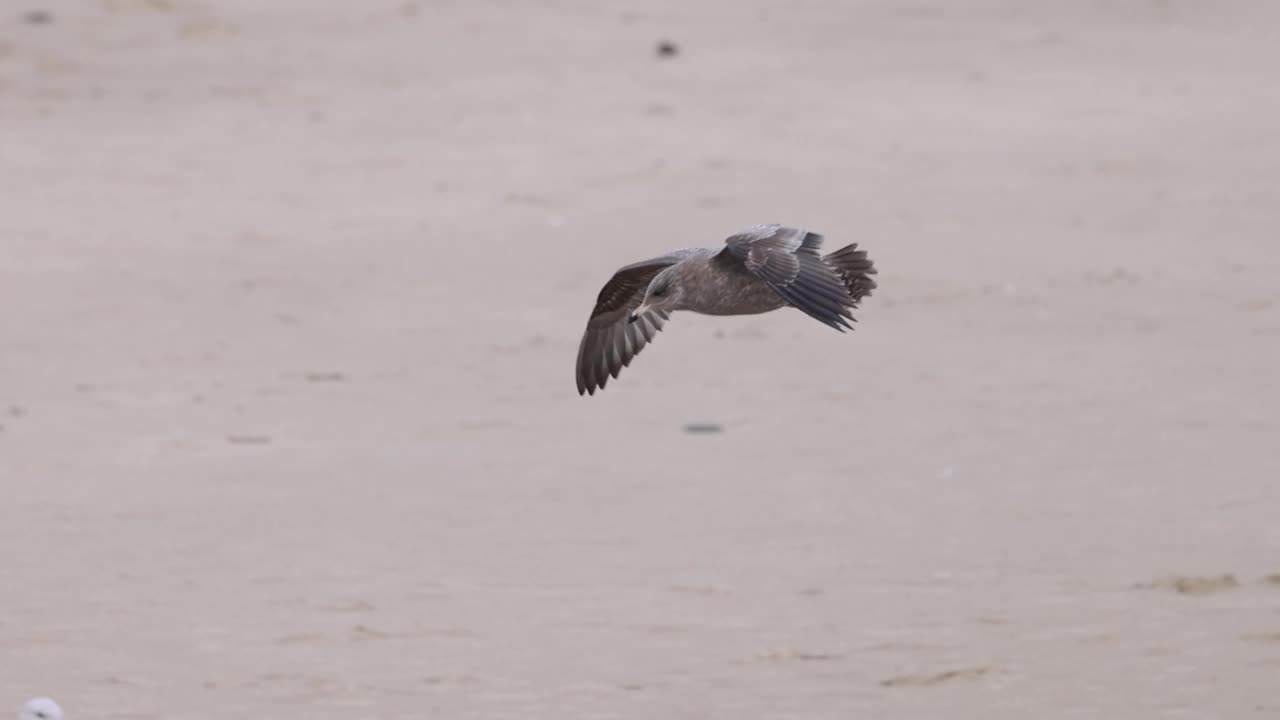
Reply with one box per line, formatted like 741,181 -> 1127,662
36,713 -> 47,719
653,287 -> 666,297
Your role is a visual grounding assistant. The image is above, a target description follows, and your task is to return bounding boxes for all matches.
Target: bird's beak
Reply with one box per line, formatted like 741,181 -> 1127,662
629,303 -> 650,323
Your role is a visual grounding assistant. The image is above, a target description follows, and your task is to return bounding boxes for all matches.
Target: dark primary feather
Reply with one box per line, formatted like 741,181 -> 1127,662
575,256 -> 677,395
824,242 -> 878,303
718,224 -> 857,331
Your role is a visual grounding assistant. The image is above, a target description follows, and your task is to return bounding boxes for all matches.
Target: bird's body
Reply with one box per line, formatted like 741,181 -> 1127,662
575,224 -> 877,395
645,248 -> 790,316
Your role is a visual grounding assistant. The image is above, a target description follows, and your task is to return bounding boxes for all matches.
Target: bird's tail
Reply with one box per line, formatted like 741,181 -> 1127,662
823,243 -> 878,303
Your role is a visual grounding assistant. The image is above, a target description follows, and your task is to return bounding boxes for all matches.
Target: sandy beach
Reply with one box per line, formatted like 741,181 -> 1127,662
3,1 -> 1279,717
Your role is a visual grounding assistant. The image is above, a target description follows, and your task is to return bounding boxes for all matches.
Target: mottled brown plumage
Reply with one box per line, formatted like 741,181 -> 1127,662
575,224 -> 877,395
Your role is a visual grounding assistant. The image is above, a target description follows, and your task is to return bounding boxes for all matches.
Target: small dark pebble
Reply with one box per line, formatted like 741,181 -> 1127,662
303,371 -> 347,383
227,434 -> 272,445
683,423 -> 722,434
21,9 -> 53,24
656,40 -> 679,58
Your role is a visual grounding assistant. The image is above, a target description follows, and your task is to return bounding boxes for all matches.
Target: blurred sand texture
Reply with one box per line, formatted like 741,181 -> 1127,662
3,1 -> 1279,718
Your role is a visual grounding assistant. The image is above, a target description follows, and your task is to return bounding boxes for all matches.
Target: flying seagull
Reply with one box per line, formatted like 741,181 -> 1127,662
575,224 -> 877,395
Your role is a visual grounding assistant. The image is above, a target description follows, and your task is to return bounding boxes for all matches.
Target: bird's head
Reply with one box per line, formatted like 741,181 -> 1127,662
630,268 -> 683,323
20,698 -> 64,720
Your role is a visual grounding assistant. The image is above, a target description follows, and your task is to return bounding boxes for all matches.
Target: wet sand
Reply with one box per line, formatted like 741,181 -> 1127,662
3,1 -> 1279,717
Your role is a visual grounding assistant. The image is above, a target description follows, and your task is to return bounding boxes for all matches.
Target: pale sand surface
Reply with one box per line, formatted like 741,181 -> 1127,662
3,1 -> 1279,718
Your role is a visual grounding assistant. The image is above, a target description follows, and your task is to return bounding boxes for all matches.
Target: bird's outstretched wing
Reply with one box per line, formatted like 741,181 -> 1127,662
576,256 -> 678,395
717,224 -> 856,331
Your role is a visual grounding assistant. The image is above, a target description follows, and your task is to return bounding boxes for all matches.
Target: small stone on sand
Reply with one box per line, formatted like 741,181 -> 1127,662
1137,574 -> 1239,596
227,434 -> 272,445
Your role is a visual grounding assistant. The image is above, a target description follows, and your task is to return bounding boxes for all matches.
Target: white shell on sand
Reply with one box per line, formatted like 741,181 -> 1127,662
18,698 -> 63,720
